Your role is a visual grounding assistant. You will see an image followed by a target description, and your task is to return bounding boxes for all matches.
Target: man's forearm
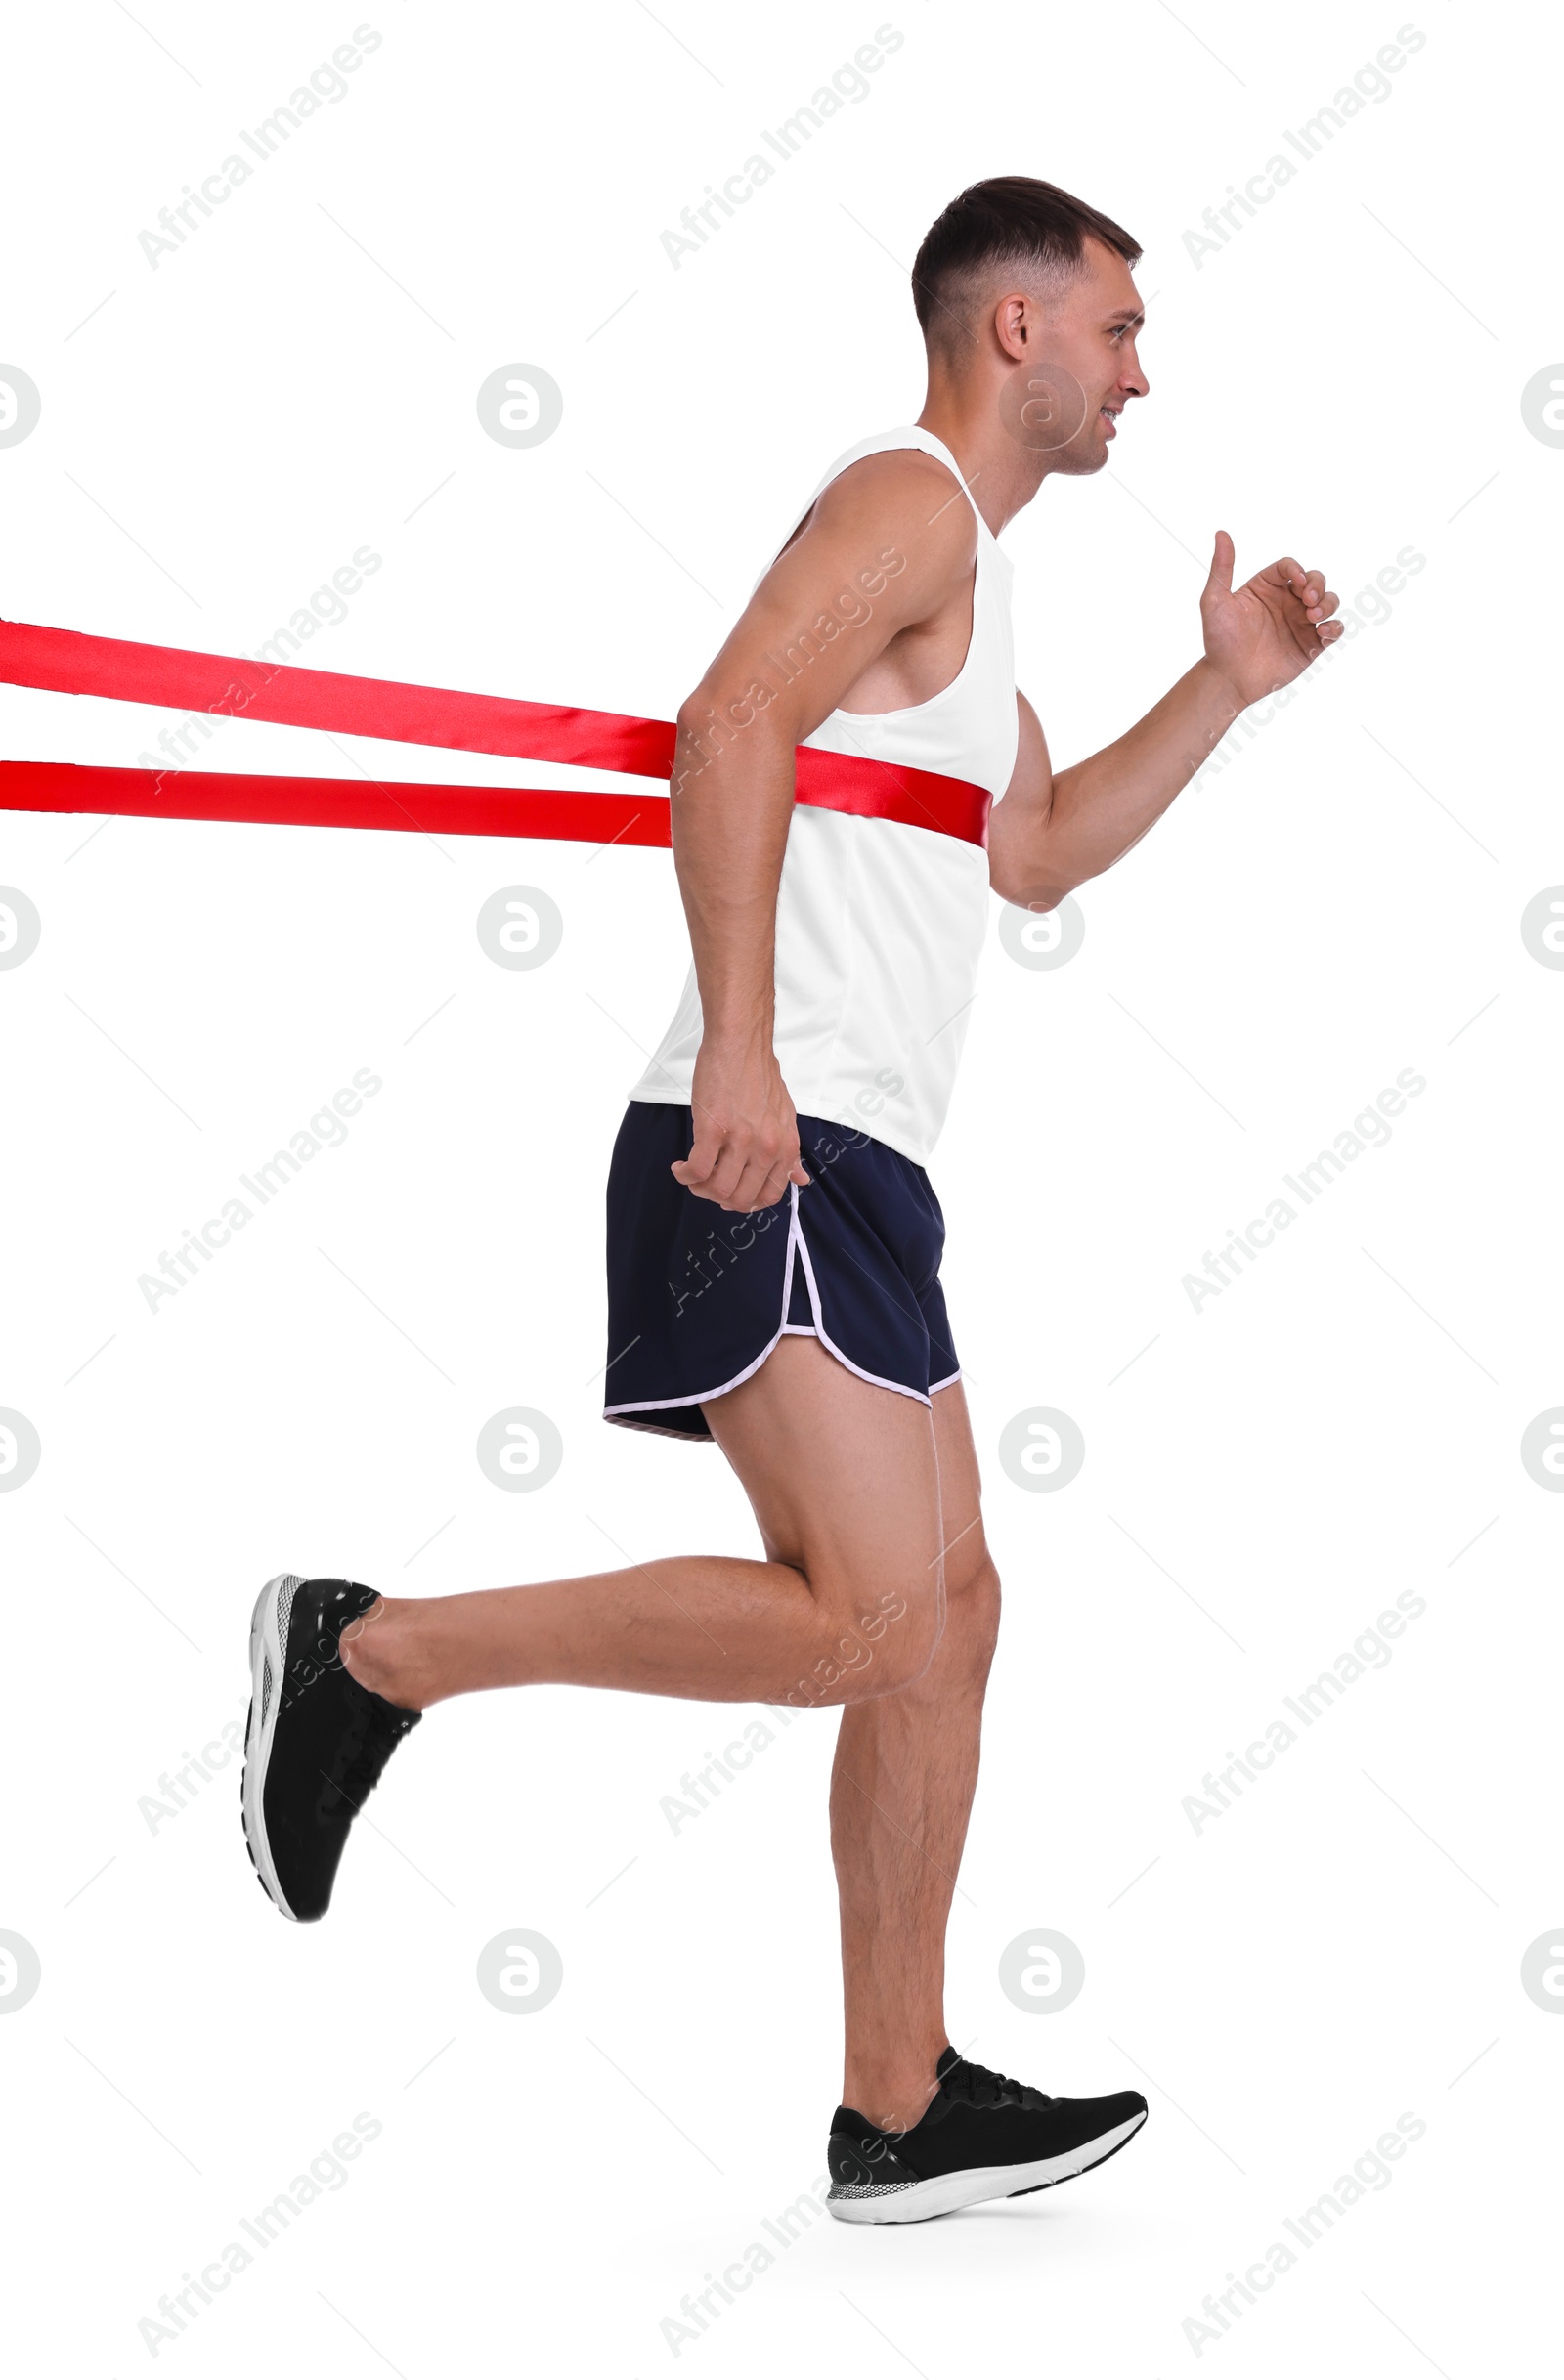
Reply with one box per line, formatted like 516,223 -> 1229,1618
669,708 -> 797,1047
1033,658 -> 1241,895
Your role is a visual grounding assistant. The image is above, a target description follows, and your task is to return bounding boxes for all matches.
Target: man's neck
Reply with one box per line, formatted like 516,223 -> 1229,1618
915,385 -> 1050,539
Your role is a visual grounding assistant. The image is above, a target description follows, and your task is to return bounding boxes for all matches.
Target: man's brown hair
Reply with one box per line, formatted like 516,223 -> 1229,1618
912,176 -> 1142,355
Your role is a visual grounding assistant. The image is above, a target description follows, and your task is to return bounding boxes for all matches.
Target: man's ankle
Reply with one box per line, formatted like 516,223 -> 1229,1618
339,1596 -> 428,1710
841,2066 -> 941,2135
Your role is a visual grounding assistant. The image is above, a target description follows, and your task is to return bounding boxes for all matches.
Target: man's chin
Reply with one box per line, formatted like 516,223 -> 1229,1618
1048,437 -> 1112,478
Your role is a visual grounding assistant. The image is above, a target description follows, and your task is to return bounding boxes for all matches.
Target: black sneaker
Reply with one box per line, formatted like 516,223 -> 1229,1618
826,2048 -> 1148,2223
240,1574 -> 420,1923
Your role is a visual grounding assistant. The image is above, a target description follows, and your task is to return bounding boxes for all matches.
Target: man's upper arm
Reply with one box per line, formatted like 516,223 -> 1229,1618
680,451 -> 977,749
987,691 -> 1056,905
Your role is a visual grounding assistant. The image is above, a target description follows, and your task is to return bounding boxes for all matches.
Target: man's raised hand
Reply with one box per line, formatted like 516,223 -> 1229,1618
1199,529 -> 1342,709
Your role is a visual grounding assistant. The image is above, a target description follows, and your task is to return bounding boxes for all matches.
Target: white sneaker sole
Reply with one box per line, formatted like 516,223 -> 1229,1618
240,1573 -> 304,1923
825,2108 -> 1148,2224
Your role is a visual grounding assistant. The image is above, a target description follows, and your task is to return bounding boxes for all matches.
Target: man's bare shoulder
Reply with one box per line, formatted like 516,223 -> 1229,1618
772,445 -> 977,590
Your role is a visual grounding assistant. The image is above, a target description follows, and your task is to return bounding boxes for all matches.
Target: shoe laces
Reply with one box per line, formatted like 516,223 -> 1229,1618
332,1691 -> 418,1812
939,2056 -> 1030,2109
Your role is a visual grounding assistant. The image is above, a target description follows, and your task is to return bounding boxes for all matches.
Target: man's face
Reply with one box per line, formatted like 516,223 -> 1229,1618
1004,238 -> 1149,475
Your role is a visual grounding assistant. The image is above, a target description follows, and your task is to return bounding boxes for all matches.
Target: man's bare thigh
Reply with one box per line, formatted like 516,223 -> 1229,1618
701,1335 -> 942,1593
702,1338 -> 989,1594
929,1377 -> 991,1595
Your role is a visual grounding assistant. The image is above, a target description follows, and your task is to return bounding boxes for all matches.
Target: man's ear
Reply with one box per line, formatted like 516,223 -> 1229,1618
992,291 -> 1036,363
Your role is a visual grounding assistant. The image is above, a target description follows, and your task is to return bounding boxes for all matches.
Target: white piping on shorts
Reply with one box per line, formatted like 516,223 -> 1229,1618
604,1184 -> 958,1431
785,1195 -> 929,1406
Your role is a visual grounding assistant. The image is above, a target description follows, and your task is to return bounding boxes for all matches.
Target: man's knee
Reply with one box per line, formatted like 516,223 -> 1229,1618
823,1555 -> 995,1697
868,1585 -> 943,1692
784,1578 -> 941,1705
866,1536 -> 1001,1689
942,1553 -> 1001,1671
859,1561 -> 997,1694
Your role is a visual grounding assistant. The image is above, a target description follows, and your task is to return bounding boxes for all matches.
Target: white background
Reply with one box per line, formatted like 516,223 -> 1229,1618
2,1 -> 1559,2371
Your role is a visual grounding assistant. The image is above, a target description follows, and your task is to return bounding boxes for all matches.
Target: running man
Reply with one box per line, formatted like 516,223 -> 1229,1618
241,176 -> 1341,2223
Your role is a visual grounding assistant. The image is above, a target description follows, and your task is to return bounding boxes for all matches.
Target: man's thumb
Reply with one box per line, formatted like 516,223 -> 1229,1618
1204,529 -> 1235,600
672,1120 -> 717,1184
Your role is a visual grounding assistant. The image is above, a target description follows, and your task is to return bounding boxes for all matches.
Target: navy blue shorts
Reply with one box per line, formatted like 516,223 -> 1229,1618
603,1102 -> 960,1440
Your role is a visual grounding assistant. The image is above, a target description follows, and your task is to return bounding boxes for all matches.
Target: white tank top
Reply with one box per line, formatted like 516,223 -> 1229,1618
630,427 -> 1018,1166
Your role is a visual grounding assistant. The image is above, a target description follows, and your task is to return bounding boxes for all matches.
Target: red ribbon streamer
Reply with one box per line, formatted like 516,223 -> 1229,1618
0,618 -> 991,848
0,760 -> 671,846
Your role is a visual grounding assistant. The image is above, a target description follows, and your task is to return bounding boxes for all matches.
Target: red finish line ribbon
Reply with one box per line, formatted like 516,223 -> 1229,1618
0,618 -> 991,848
